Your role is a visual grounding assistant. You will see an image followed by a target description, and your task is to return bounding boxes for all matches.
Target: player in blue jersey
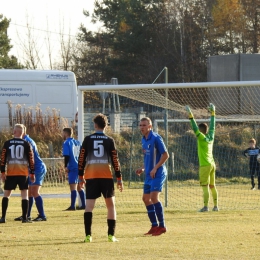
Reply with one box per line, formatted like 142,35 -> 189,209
62,127 -> 86,210
135,117 -> 169,236
14,125 -> 47,221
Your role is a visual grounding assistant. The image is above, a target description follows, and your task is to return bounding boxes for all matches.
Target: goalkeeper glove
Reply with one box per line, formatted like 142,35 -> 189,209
209,103 -> 215,116
185,105 -> 193,119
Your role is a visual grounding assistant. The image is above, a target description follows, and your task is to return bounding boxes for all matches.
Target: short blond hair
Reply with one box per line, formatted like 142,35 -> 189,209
14,124 -> 24,134
14,124 -> 24,130
140,117 -> 152,125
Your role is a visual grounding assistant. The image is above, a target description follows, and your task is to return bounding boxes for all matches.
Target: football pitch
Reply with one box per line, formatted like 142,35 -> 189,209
0,189 -> 260,260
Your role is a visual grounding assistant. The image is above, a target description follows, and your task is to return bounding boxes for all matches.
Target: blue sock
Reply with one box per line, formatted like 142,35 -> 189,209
35,196 -> 45,217
154,202 -> 165,228
146,204 -> 158,227
71,190 -> 77,208
27,197 -> 34,217
78,190 -> 86,208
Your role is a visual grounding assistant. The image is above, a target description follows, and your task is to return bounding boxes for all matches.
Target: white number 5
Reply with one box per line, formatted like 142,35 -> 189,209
94,140 -> 104,157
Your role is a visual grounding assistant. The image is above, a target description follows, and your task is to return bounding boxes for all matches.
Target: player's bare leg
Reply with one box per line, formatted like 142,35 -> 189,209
105,196 -> 116,219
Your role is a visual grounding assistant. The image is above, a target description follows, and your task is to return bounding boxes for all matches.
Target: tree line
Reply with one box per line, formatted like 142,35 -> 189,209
1,0 -> 260,84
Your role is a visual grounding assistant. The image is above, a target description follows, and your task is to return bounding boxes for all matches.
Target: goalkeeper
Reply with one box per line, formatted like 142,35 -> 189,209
185,103 -> 218,212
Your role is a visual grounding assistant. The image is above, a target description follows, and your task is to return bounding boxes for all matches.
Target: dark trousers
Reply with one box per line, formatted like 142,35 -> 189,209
250,165 -> 260,187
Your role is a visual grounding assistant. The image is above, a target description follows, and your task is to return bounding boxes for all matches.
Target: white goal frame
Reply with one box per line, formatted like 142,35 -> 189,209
78,80 -> 260,207
78,80 -> 260,142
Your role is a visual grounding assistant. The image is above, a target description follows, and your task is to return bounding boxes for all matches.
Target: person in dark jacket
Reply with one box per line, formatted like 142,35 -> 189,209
243,138 -> 260,190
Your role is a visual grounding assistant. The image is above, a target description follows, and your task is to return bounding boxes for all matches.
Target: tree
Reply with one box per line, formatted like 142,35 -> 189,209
76,1 -> 167,83
16,15 -> 44,69
77,1 -> 181,83
0,14 -> 23,68
76,0 -> 220,84
212,0 -> 246,54
241,0 -> 260,53
57,20 -> 78,71
77,0 -> 260,84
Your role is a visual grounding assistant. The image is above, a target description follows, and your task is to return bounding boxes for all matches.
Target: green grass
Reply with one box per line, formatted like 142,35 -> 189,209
0,197 -> 260,259
37,181 -> 260,211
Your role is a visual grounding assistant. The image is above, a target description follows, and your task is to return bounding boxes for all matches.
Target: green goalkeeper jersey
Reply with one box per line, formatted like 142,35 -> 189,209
190,116 -> 215,166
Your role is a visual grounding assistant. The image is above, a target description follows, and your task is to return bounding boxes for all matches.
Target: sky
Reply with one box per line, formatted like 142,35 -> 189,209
1,0 -> 99,68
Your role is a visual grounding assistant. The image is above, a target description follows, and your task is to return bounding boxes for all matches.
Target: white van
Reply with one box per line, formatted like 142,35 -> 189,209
0,69 -> 77,128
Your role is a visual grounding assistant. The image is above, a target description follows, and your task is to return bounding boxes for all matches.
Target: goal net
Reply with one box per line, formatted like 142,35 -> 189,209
78,81 -> 260,210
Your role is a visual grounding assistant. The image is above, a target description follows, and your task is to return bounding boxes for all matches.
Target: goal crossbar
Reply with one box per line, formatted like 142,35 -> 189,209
78,80 -> 260,91
78,81 -> 260,141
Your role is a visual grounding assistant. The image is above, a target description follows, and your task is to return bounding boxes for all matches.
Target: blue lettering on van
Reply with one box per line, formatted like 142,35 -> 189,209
0,93 -> 29,97
46,74 -> 69,80
0,87 -> 22,91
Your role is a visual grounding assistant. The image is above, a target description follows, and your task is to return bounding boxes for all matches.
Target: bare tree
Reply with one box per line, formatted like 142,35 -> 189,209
16,14 -> 44,69
45,17 -> 54,70
57,18 -> 77,71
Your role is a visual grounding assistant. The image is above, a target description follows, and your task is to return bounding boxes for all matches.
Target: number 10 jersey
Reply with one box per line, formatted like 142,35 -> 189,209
78,133 -> 121,179
1,138 -> 35,176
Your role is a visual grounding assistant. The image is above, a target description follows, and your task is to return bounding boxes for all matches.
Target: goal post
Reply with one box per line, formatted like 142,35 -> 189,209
77,81 -> 260,210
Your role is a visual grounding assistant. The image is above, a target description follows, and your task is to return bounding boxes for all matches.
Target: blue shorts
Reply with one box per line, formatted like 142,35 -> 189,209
29,165 -> 47,186
68,170 -> 78,184
143,174 -> 166,194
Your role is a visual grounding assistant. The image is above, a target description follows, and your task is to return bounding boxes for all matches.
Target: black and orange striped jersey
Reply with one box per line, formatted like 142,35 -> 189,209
78,132 -> 121,179
1,138 -> 35,176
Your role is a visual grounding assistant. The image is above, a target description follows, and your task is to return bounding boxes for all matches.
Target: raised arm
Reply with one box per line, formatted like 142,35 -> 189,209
185,105 -> 199,134
208,103 -> 216,141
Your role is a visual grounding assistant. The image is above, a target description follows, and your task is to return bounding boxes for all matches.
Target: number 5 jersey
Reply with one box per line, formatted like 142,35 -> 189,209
1,138 -> 35,176
78,132 -> 121,179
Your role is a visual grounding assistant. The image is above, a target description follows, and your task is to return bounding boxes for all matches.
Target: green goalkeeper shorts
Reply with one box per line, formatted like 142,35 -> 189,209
199,164 -> 216,186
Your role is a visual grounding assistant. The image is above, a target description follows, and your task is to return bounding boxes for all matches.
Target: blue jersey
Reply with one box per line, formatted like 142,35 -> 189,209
23,135 -> 46,174
62,137 -> 81,171
142,131 -> 167,184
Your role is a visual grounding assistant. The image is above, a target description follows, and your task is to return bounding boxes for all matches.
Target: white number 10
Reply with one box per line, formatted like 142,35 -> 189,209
9,145 -> 24,159
94,140 -> 104,157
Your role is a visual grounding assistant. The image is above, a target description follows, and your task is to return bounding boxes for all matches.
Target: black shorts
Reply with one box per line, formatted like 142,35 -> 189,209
4,176 -> 29,191
85,178 -> 114,199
